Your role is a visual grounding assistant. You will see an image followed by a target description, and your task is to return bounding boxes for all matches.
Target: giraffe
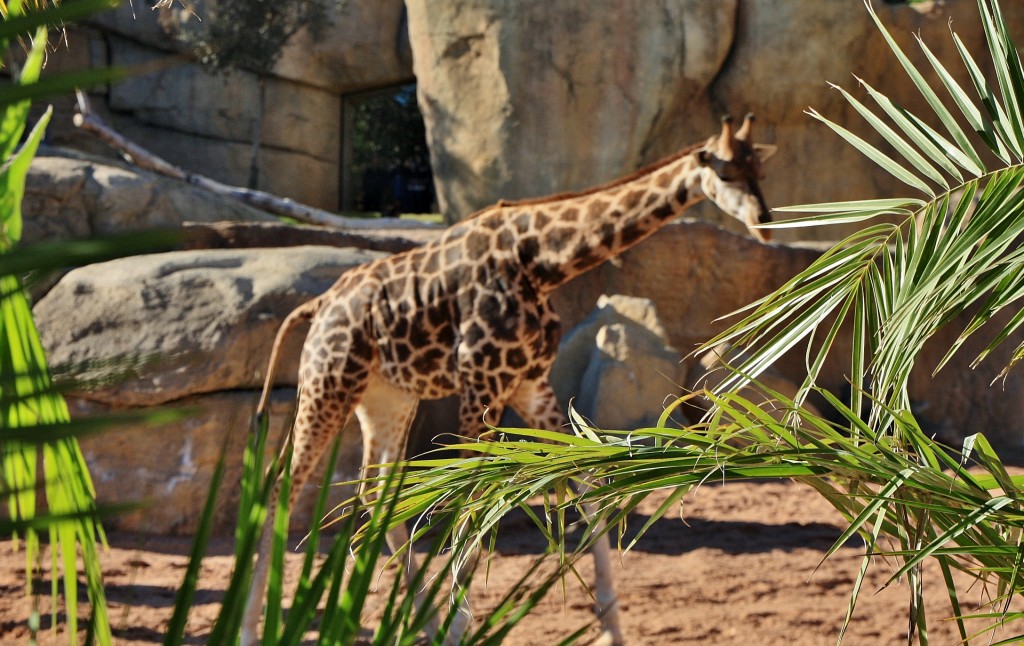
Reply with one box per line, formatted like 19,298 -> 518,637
241,114 -> 775,645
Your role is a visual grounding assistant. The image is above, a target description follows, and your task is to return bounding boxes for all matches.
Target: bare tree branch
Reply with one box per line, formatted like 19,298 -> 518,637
72,91 -> 438,231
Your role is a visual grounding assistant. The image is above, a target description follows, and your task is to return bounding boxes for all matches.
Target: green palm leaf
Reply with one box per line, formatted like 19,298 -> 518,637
708,0 -> 1024,436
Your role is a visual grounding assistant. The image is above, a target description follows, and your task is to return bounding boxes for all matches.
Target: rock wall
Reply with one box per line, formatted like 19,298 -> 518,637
42,0 -> 413,211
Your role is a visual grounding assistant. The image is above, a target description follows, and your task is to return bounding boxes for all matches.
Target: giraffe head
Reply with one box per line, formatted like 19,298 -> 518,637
695,114 -> 776,242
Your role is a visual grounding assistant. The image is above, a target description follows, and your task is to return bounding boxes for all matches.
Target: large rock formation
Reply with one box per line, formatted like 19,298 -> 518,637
35,246 -> 385,533
36,2 -> 1024,239
405,0 -> 737,222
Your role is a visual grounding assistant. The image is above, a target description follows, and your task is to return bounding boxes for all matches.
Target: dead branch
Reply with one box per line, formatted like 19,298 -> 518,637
180,220 -> 436,254
72,90 -> 438,232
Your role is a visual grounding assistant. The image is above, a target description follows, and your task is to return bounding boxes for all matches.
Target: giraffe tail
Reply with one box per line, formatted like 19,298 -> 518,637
255,296 -> 321,421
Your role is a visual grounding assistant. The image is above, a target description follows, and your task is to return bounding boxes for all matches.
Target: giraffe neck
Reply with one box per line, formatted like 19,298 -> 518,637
507,151 -> 705,294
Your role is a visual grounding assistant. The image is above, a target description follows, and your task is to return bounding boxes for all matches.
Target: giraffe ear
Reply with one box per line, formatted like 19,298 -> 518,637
753,143 -> 778,163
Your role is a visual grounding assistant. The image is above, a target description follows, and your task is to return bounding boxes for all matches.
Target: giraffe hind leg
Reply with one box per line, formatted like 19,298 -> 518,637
241,368 -> 363,646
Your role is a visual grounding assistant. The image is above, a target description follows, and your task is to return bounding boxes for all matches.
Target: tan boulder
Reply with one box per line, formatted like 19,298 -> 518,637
405,0 -> 738,222
34,246 -> 386,407
551,295 -> 688,430
23,151 -> 275,244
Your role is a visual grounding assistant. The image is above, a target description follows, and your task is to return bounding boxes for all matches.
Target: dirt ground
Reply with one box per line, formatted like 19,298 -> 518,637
0,478 -> 1017,645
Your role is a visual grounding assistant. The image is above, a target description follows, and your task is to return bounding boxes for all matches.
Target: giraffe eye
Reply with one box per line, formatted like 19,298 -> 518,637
715,163 -> 738,182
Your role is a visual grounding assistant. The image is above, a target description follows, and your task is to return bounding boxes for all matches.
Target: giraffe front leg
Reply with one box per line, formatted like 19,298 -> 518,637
510,379 -> 626,646
352,373 -> 442,637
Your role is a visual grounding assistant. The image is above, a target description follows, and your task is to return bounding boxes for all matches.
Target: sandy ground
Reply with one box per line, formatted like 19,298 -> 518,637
0,478 -> 1017,645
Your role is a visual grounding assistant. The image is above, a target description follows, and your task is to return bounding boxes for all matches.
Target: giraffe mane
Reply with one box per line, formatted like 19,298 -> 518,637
464,140 -> 706,220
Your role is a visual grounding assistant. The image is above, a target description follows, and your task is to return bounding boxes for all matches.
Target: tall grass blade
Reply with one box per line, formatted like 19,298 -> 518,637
162,436 -> 229,646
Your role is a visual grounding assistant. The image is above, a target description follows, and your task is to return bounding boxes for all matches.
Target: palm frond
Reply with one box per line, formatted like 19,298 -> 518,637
704,0 -> 1024,436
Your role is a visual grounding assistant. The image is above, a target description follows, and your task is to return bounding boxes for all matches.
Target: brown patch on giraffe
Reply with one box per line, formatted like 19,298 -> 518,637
572,248 -> 603,272
465,230 -> 492,257
427,305 -> 448,329
586,199 -> 610,219
547,225 -> 576,253
496,225 -> 516,249
505,347 -> 528,369
621,189 -> 645,211
412,347 -> 446,373
432,373 -> 456,391
620,220 -> 647,246
464,322 -> 485,346
653,201 -> 679,220
475,264 -> 498,284
531,263 -> 567,290
392,317 -> 411,340
408,322 -> 432,348
393,343 -> 412,364
480,342 -> 501,370
674,186 -> 690,206
421,248 -> 441,274
517,235 -> 541,265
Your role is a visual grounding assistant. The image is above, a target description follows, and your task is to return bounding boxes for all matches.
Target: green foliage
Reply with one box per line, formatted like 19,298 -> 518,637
705,0 -> 1024,434
181,0 -> 332,76
0,3 -> 177,644
389,390 -> 1024,643
0,8 -> 108,645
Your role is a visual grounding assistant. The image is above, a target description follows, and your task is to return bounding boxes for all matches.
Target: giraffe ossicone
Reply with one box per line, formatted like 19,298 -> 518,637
241,114 -> 775,646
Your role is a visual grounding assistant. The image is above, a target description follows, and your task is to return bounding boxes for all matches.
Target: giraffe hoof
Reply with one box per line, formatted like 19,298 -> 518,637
591,629 -> 625,646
